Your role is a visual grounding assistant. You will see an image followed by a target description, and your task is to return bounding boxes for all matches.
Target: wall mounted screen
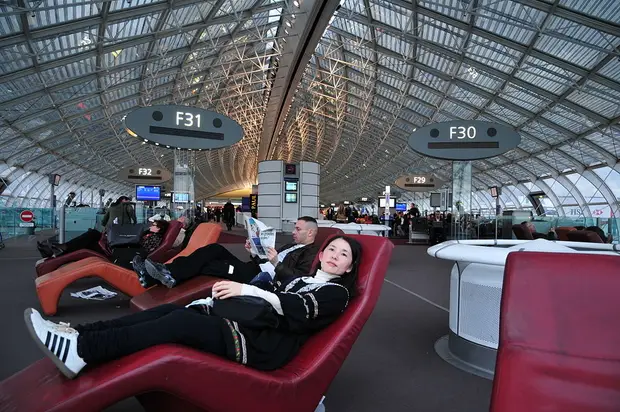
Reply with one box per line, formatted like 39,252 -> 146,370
285,193 -> 298,203
379,198 -> 395,208
285,181 -> 298,191
136,185 -> 161,201
173,192 -> 190,203
395,203 -> 407,211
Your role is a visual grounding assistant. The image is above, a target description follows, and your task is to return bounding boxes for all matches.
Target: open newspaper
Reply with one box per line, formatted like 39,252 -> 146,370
244,215 -> 276,260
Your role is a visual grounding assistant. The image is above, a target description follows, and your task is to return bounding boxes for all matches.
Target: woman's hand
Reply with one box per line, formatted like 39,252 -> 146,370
266,247 -> 279,265
212,281 -> 243,300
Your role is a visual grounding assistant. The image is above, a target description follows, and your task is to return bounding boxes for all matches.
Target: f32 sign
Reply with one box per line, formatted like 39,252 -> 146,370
124,105 -> 244,150
408,121 -> 521,160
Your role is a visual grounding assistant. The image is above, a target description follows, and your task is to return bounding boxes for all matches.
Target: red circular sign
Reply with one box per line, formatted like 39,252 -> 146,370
20,210 -> 34,222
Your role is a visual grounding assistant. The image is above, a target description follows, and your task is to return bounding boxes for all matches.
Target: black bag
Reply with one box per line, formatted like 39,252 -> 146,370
107,224 -> 147,248
210,296 -> 280,329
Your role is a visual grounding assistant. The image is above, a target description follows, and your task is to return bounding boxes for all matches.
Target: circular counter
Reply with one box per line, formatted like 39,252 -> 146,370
428,239 -> 619,379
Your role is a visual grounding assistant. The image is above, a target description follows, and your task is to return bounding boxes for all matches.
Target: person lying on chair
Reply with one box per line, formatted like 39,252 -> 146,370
23,236 -> 361,378
130,216 -> 320,288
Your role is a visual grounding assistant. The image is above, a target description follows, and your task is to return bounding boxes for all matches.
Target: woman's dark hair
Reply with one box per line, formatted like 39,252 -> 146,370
154,219 -> 170,234
320,235 -> 362,297
111,196 -> 131,206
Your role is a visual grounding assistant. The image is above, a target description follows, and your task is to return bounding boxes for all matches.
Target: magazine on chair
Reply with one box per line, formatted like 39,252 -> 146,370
244,215 -> 276,260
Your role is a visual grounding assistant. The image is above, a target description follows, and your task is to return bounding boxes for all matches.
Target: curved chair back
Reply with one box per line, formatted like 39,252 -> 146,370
512,224 -> 533,240
566,230 -> 604,243
166,223 -> 222,263
148,220 -> 184,263
491,252 -> 620,412
555,226 -> 576,241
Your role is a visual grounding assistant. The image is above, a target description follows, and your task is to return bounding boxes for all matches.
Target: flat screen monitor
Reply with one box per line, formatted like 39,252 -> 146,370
173,192 -> 190,203
136,185 -> 161,201
430,192 -> 441,208
395,202 -> 407,211
379,198 -> 395,208
285,193 -> 297,203
285,181 -> 298,191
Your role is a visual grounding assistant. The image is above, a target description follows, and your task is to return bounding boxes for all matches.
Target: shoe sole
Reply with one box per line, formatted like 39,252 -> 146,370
144,260 -> 175,288
131,260 -> 149,288
23,308 -> 77,379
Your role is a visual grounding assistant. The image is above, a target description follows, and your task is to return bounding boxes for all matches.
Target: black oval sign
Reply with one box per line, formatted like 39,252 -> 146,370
117,166 -> 172,184
395,174 -> 443,192
408,121 -> 521,160
124,105 -> 244,150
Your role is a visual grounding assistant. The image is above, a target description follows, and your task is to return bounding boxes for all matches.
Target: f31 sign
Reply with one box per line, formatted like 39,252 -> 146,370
124,105 -> 244,150
395,174 -> 443,192
408,121 -> 521,160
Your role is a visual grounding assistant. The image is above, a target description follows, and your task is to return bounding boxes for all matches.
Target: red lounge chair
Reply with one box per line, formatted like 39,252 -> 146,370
490,252 -> 620,412
34,223 -> 222,316
129,227 -> 345,312
35,221 -> 184,277
0,234 -> 393,412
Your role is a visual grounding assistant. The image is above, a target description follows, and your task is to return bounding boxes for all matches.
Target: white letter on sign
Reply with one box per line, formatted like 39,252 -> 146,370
450,127 -> 457,140
176,112 -> 183,125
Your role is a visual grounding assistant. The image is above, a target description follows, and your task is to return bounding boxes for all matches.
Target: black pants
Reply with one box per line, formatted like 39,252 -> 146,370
166,243 -> 259,284
76,304 -> 227,364
63,229 -> 105,255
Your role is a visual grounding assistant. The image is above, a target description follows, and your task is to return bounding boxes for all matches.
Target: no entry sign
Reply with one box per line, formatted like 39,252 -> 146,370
20,210 -> 34,223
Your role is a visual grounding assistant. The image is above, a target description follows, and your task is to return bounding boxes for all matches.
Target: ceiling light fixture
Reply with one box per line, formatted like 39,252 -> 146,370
293,0 -> 300,6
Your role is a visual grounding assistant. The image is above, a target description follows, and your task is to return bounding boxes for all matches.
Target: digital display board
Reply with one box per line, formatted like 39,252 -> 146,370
395,203 -> 407,211
285,193 -> 298,203
124,105 -> 244,150
285,181 -> 298,191
408,121 -> 521,160
430,193 -> 441,208
379,198 -> 395,208
173,192 -> 190,203
136,185 -> 161,201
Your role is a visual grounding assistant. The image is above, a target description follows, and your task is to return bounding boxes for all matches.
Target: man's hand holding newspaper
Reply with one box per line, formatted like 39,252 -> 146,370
244,215 -> 276,260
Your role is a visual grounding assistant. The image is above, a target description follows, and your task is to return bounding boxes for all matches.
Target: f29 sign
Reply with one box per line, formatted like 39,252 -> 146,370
408,120 -> 521,160
124,105 -> 244,150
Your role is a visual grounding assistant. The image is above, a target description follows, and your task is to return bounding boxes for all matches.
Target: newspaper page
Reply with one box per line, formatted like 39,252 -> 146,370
244,215 -> 276,260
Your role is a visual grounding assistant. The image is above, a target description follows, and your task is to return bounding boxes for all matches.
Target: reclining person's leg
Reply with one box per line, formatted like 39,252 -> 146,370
76,303 -> 181,333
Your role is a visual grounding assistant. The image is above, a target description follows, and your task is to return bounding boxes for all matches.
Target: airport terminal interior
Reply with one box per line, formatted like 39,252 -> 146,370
0,0 -> 619,411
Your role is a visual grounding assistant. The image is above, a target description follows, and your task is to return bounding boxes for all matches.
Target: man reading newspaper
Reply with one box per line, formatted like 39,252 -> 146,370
132,216 -> 320,289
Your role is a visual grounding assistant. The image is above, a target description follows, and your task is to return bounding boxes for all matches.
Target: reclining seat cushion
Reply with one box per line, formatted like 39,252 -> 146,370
129,223 -> 223,311
490,252 -> 620,412
2,235 -> 393,412
566,230 -> 604,243
36,248 -> 108,278
512,224 -> 533,240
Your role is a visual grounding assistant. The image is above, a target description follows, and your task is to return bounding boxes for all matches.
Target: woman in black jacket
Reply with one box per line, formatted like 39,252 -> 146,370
23,236 -> 361,378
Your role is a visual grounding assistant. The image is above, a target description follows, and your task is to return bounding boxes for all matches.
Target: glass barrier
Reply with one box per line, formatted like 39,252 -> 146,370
64,207 -> 102,241
0,207 -> 55,240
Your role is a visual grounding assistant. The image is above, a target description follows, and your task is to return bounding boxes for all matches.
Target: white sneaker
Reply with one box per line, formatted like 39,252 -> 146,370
23,308 -> 86,379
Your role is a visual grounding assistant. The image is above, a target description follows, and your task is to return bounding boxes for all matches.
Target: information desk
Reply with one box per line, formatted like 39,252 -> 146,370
427,239 -> 619,380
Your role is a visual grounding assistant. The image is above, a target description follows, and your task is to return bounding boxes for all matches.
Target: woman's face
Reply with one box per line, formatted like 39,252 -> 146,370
319,238 -> 354,276
149,223 -> 161,233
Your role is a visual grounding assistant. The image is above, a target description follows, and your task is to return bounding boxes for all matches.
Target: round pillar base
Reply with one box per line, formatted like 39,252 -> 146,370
434,332 -> 496,380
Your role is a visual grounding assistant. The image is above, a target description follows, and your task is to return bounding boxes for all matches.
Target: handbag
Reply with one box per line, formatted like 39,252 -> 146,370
210,296 -> 280,329
107,223 -> 148,248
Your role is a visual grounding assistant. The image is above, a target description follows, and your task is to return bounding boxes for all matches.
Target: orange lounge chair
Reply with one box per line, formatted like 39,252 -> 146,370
35,223 -> 222,316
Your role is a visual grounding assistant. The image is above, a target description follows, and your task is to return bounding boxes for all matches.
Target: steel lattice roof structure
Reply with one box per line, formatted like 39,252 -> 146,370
0,0 -> 619,217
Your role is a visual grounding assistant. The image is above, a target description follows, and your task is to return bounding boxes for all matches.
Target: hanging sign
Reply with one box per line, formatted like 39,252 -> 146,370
118,166 -> 172,184
395,174 -> 443,192
124,105 -> 244,150
408,121 -> 521,160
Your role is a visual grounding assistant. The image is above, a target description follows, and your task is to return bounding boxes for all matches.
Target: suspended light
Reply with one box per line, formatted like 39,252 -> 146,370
285,20 -> 292,27
293,0 -> 300,7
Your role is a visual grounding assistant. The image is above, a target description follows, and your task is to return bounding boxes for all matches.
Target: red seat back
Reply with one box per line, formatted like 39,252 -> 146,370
511,224 -> 533,240
566,230 -> 604,243
490,252 -> 620,412
147,220 -> 183,262
278,234 -> 393,405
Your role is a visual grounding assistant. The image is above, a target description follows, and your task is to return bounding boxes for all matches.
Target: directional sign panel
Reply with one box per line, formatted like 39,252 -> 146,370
124,105 -> 244,150
118,166 -> 172,185
395,174 -> 443,192
408,121 -> 521,160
